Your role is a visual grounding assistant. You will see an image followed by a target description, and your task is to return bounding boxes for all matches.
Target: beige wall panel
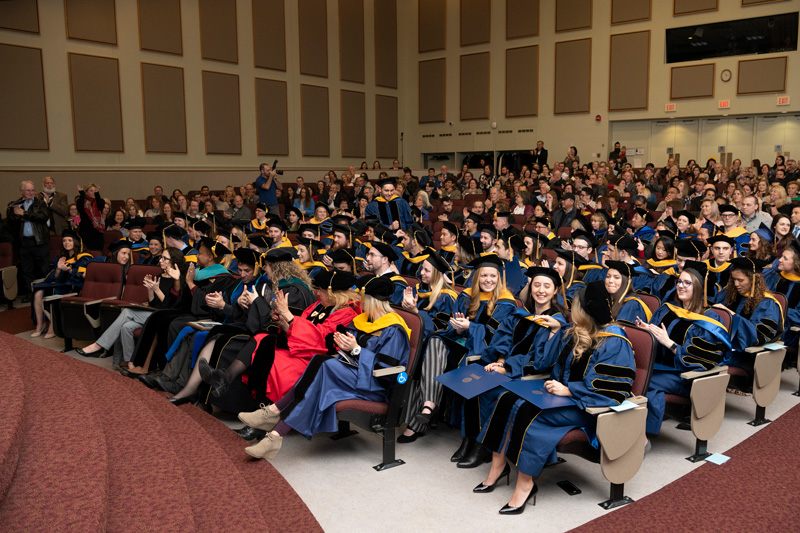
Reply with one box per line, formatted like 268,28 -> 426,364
742,0 -> 784,4
609,31 -> 649,111
141,63 -> 186,153
138,0 -> 182,55
253,0 -> 287,71
299,0 -> 328,77
0,44 -> 48,150
0,0 -> 39,33
461,0 -> 491,47
554,39 -> 591,114
670,63 -> 715,99
341,90 -> 366,157
339,0 -> 365,83
69,54 -> 123,152
199,0 -> 238,63
738,57 -> 788,95
460,52 -> 490,120
419,0 -> 446,53
556,0 -> 592,33
419,58 -> 446,123
506,45 -> 538,117
374,0 -> 397,88
255,78 -> 289,155
65,0 -> 117,45
506,0 -> 538,39
674,0 -> 717,15
611,0 -> 651,25
375,95 -> 398,158
201,71 -> 241,154
301,84 -> 330,156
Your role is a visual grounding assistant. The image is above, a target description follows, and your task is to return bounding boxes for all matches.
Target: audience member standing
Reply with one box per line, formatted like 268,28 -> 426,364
7,181 -> 50,301
39,176 -> 69,235
76,183 -> 106,251
255,163 -> 280,215
531,140 -> 548,169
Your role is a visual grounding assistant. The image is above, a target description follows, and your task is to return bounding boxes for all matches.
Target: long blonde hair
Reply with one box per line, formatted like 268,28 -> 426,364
328,289 -> 361,310
423,261 -> 454,312
565,296 -> 601,361
467,266 -> 505,320
362,294 -> 392,320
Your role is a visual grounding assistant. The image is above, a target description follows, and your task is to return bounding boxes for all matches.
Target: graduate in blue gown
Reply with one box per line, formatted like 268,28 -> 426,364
452,234 -> 482,287
650,239 -> 708,302
764,241 -> 800,350
641,262 -> 731,434
549,248 -> 590,307
569,230 -> 605,284
713,257 -> 784,382
295,237 -> 327,279
393,225 -> 433,277
599,234 -> 654,293
604,260 -> 652,323
239,274 -> 411,460
364,176 -> 413,230
475,281 -> 635,515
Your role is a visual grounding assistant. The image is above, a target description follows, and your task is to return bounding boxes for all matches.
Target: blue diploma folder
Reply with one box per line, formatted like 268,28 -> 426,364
501,379 -> 576,409
434,364 -> 511,399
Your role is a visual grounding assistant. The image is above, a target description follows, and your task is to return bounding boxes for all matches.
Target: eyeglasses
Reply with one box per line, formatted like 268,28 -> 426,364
676,279 -> 693,287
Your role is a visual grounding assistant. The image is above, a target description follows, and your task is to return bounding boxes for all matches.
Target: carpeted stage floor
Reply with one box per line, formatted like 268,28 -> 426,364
0,331 -> 321,532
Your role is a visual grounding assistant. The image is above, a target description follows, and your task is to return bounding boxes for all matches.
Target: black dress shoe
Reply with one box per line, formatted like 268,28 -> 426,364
21,295 -> 32,303
167,393 -> 199,406
76,347 -> 106,358
499,483 -> 538,515
138,373 -> 160,388
414,405 -> 437,426
397,431 -> 424,444
451,437 -> 472,463
457,440 -> 491,469
473,463 -> 511,493
153,374 -> 181,395
197,359 -> 229,398
235,426 -> 267,441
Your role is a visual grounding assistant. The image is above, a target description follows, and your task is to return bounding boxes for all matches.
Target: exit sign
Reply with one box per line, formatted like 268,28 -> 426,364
778,96 -> 790,106
718,100 -> 730,109
665,103 -> 676,112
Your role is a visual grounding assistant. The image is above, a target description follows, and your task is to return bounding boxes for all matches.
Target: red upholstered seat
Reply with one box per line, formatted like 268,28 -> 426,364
0,243 -> 13,269
59,263 -> 124,346
635,293 -> 661,320
99,265 -> 162,330
336,400 -> 387,415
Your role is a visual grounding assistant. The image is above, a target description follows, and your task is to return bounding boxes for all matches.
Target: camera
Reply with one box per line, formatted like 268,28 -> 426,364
272,159 -> 284,175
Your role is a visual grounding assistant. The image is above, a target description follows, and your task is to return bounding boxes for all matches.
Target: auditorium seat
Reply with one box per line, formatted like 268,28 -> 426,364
103,230 -> 123,253
49,235 -> 62,259
557,227 -> 572,239
0,243 -> 18,309
552,323 -> 654,509
332,306 -> 424,471
634,293 -> 661,318
99,265 -> 162,330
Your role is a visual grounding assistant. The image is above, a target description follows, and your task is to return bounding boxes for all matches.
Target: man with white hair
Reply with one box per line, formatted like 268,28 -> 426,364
39,176 -> 69,235
7,181 -> 51,301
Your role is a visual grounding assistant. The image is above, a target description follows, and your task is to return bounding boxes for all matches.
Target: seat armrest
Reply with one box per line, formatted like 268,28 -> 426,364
1,266 -> 19,273
681,365 -> 728,380
521,373 -> 549,381
465,355 -> 481,363
43,292 -> 78,302
29,276 -> 44,284
83,297 -> 119,306
585,396 -> 648,416
745,342 -> 784,354
373,366 -> 406,378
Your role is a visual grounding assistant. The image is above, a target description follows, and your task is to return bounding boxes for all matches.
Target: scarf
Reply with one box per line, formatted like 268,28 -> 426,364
84,196 -> 104,232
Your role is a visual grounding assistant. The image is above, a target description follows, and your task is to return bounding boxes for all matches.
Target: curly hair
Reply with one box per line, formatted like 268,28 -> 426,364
564,296 -> 601,362
269,259 -> 312,293
725,270 -> 768,317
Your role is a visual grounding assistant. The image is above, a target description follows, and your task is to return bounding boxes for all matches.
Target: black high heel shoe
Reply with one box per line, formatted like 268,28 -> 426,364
499,483 -> 538,515
473,463 -> 511,493
414,405 -> 437,426
167,393 -> 199,406
451,437 -> 472,462
76,346 -> 105,358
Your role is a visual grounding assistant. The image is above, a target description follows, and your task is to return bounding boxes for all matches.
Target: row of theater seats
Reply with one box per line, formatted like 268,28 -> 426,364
34,259 -> 798,510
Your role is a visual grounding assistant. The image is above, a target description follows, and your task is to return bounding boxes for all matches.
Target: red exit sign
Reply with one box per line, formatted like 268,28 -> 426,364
778,96 -> 790,106
718,100 -> 730,109
665,103 -> 676,112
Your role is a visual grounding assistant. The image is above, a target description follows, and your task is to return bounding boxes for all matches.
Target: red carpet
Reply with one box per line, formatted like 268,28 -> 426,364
573,404 -> 800,531
0,307 -> 34,335
0,332 -> 321,532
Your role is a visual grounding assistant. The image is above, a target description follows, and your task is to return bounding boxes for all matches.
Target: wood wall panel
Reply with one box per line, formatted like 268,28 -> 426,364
506,45 -> 538,117
299,0 -> 328,77
300,84 -> 330,156
611,0 -> 651,25
0,44 -> 48,150
141,63 -> 186,153
460,52 -> 490,120
255,78 -> 289,155
670,63 -> 715,99
419,0 -> 446,53
554,39 -> 591,114
339,0 -> 365,83
253,0 -> 287,71
506,0 -> 538,39
609,31 -> 649,111
461,0 -> 491,47
340,90 -> 366,157
201,71 -> 241,154
69,53 -> 123,152
138,0 -> 182,55
374,0 -> 397,88
419,58 -> 446,123
375,95 -> 398,158
199,0 -> 238,63
0,0 -> 40,33
674,0 -> 717,15
737,56 -> 788,95
66,0 -> 117,45
556,0 -> 592,33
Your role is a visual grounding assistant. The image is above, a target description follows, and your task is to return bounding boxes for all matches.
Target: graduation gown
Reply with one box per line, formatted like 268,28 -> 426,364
715,288 -> 784,371
479,326 -> 635,477
765,271 -> 800,347
644,304 -> 731,434
365,195 -> 413,229
283,313 -> 411,438
616,294 -> 652,323
413,283 -> 458,337
723,226 -> 751,257
33,252 -> 93,294
462,257 -> 527,297
395,250 -> 427,277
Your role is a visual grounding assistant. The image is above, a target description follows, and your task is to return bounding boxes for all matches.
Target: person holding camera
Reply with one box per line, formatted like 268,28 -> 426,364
255,162 -> 281,215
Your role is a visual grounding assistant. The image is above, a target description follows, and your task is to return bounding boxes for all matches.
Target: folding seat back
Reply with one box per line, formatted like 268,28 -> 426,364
622,324 -> 657,396
0,243 -> 18,307
557,226 -> 573,240
78,263 -> 124,301
57,263 -> 124,348
103,230 -> 122,253
402,275 -> 418,288
119,265 -> 162,303
634,293 -> 661,319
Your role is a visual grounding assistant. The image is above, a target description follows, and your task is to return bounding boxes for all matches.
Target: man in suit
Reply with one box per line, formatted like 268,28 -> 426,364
39,176 -> 69,235
530,140 -> 548,170
437,165 -> 456,189
8,181 -> 50,301
791,205 -> 800,238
